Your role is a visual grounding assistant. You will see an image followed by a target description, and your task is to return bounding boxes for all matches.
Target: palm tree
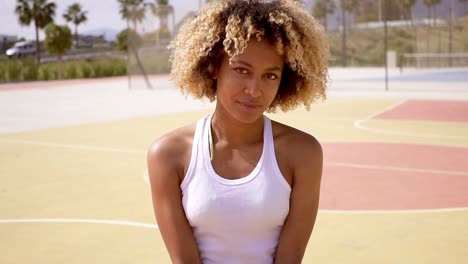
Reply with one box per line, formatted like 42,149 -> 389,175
312,0 -> 336,32
151,0 -> 175,43
117,0 -> 145,31
117,0 -> 152,89
15,0 -> 56,63
63,3 -> 88,48
128,4 -> 146,30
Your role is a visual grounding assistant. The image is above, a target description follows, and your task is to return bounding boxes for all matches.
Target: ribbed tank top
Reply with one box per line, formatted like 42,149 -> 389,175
181,115 -> 291,264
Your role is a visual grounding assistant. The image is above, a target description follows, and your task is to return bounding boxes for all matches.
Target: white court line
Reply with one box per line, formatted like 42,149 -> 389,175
361,99 -> 409,121
1,137 -> 466,214
0,218 -> 158,229
321,139 -> 468,149
141,162 -> 468,188
328,162 -> 468,176
0,138 -> 146,154
1,207 -> 467,231
354,99 -> 468,140
319,207 -> 468,214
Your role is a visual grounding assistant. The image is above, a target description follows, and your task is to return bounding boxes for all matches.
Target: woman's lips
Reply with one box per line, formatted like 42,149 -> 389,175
238,101 -> 260,112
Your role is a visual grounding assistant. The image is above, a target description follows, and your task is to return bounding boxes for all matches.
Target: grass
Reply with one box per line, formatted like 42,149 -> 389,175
0,56 -> 127,83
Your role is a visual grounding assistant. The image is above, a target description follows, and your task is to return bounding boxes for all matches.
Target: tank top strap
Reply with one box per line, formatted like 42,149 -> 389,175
180,115 -> 209,190
263,115 -> 292,192
263,115 -> 273,155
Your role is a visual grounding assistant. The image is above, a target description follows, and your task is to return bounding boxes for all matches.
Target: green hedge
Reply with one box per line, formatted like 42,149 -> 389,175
0,57 -> 128,82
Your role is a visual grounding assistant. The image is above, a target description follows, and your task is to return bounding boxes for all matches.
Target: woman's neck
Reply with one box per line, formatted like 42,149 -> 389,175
211,109 -> 264,146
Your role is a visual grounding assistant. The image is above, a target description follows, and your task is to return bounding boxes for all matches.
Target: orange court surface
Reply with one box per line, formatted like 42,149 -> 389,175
1,67 -> 467,264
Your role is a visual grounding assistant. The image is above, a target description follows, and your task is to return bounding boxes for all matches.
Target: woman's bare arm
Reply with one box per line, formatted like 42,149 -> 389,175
147,135 -> 202,264
274,133 -> 323,264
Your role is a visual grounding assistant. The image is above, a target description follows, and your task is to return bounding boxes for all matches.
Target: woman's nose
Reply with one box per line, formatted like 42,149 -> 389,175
244,78 -> 262,98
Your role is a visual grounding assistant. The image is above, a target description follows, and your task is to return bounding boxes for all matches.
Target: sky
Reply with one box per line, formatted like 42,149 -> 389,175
0,0 -> 202,41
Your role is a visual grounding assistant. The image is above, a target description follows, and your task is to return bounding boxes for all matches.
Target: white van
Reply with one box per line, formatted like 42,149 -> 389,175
6,41 -> 37,58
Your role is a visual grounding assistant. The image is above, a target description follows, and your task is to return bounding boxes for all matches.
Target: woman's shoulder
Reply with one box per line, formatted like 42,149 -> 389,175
271,120 -> 321,151
271,119 -> 323,167
147,122 -> 198,175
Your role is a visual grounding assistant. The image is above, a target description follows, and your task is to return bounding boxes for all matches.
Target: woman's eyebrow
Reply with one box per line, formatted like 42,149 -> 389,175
233,60 -> 282,72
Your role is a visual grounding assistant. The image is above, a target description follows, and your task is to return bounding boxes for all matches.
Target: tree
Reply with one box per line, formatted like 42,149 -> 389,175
15,0 -> 56,64
44,23 -> 72,79
151,0 -> 175,44
312,0 -> 336,32
117,0 -> 145,30
63,3 -> 88,48
117,0 -> 152,89
115,28 -> 142,51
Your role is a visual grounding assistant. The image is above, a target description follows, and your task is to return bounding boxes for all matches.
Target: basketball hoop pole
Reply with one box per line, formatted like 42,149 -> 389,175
126,18 -> 131,90
383,0 -> 389,91
449,0 -> 454,67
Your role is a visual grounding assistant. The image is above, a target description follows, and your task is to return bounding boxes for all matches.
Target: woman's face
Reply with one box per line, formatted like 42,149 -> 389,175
214,39 -> 284,124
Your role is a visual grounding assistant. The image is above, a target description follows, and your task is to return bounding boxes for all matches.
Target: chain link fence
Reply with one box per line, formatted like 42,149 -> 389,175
125,0 -> 468,89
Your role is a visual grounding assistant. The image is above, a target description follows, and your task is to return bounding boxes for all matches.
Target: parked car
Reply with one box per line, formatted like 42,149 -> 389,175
6,41 -> 37,58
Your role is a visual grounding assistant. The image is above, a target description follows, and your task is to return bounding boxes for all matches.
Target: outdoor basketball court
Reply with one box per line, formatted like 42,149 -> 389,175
1,68 -> 467,263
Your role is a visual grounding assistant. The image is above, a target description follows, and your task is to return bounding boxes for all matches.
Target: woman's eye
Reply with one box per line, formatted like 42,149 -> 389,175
266,73 -> 278,80
235,68 -> 248,74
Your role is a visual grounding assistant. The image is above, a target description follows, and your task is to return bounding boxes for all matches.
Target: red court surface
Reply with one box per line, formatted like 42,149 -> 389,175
320,142 -> 468,210
374,100 -> 468,123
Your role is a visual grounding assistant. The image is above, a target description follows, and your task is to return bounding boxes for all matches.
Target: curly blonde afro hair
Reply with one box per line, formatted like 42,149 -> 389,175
170,0 -> 329,112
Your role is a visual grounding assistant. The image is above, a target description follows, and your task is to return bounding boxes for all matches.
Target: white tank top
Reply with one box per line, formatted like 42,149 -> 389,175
181,114 -> 291,264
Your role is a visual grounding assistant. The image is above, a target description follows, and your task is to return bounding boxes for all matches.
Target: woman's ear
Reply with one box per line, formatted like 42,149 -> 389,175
209,63 -> 217,79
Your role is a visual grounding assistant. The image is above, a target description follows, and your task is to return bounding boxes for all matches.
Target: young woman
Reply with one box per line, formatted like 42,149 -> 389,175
147,0 -> 329,263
